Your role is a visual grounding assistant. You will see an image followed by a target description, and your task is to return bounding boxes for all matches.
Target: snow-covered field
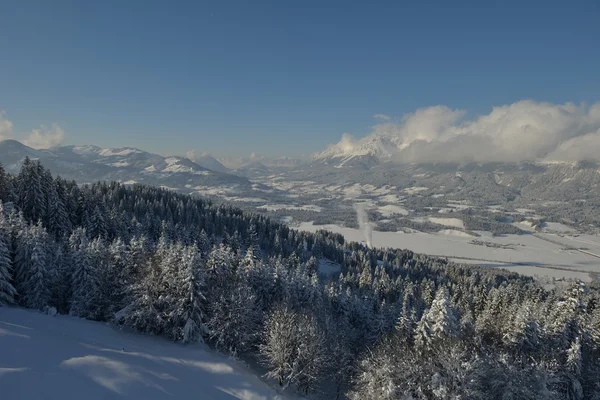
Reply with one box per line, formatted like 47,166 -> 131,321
298,222 -> 600,282
377,204 -> 409,216
425,217 -> 465,229
402,186 -> 428,194
0,308 -> 287,400
258,204 -> 322,212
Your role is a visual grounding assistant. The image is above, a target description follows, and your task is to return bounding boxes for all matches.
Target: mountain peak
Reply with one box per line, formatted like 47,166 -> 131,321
313,132 -> 399,164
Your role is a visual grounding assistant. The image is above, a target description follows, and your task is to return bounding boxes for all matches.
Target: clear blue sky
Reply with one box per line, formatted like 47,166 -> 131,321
1,0 -> 599,157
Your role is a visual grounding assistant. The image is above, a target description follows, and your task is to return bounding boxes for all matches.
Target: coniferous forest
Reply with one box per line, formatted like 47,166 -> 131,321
1,157 -> 599,399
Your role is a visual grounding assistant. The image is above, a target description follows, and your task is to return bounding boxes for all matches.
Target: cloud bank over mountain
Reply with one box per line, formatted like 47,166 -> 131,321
22,123 -> 66,149
0,112 -> 14,140
317,100 -> 600,163
0,111 -> 66,149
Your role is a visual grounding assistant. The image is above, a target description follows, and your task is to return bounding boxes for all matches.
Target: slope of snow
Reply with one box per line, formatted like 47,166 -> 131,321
190,154 -> 230,173
98,148 -> 142,157
109,161 -> 130,167
71,145 -> 102,155
0,308 -> 287,400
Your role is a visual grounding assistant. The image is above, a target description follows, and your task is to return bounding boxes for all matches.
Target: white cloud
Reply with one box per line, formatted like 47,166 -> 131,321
544,129 -> 600,162
326,100 -> 600,163
373,113 -> 391,121
22,123 -> 66,149
338,133 -> 358,152
0,111 -> 66,149
0,111 -> 14,140
185,149 -> 208,161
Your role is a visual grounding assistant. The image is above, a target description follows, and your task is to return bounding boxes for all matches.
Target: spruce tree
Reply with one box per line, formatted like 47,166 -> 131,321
0,227 -> 17,305
175,245 -> 208,343
415,287 -> 458,352
69,228 -> 98,317
19,223 -> 51,310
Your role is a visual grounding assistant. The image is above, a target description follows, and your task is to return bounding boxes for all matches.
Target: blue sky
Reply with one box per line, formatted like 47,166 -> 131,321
1,0 -> 599,157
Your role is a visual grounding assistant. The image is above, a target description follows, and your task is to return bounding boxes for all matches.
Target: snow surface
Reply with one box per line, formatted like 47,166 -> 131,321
318,258 -> 341,276
98,148 -> 141,157
258,204 -> 322,212
512,221 -> 537,232
402,186 -> 428,194
437,229 -> 474,238
109,161 -> 130,167
0,307 -> 287,400
426,217 -> 465,229
226,197 -> 268,203
298,222 -> 600,282
377,204 -> 409,216
542,222 -> 576,233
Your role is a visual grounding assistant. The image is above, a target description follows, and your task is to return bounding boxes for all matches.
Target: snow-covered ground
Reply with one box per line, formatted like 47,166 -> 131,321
425,217 -> 465,229
377,204 -> 409,216
318,258 -> 342,276
402,186 -> 428,194
298,222 -> 600,282
258,204 -> 322,212
0,308 -> 287,400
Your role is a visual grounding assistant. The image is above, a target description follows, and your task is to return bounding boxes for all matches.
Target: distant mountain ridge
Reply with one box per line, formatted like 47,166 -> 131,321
3,139 -> 600,208
0,140 -> 249,192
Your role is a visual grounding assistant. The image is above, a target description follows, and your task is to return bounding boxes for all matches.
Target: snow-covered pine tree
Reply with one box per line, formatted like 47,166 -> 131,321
563,336 -> 585,400
107,237 -> 129,307
171,244 -> 208,343
19,222 -> 51,310
503,301 -> 540,356
205,242 -> 234,298
45,179 -> 71,240
0,163 -> 8,202
0,225 -> 17,305
260,305 -> 328,393
116,260 -> 161,335
48,240 -> 72,314
415,286 -> 459,352
208,274 -> 260,356
87,204 -> 108,239
69,228 -> 98,317
89,237 -> 120,320
17,158 -> 47,223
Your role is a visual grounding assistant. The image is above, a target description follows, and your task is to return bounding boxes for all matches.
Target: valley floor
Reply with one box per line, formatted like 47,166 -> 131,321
0,307 -> 287,400
300,222 -> 600,282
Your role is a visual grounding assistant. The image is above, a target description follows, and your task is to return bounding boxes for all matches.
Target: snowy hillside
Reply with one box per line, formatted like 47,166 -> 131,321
0,308 -> 287,400
0,139 -> 249,193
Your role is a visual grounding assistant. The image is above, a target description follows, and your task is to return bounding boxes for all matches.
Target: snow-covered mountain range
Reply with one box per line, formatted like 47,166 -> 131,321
2,138 -> 600,209
0,140 -> 249,192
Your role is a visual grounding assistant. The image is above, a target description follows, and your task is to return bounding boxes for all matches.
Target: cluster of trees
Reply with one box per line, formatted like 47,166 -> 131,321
0,158 -> 599,399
